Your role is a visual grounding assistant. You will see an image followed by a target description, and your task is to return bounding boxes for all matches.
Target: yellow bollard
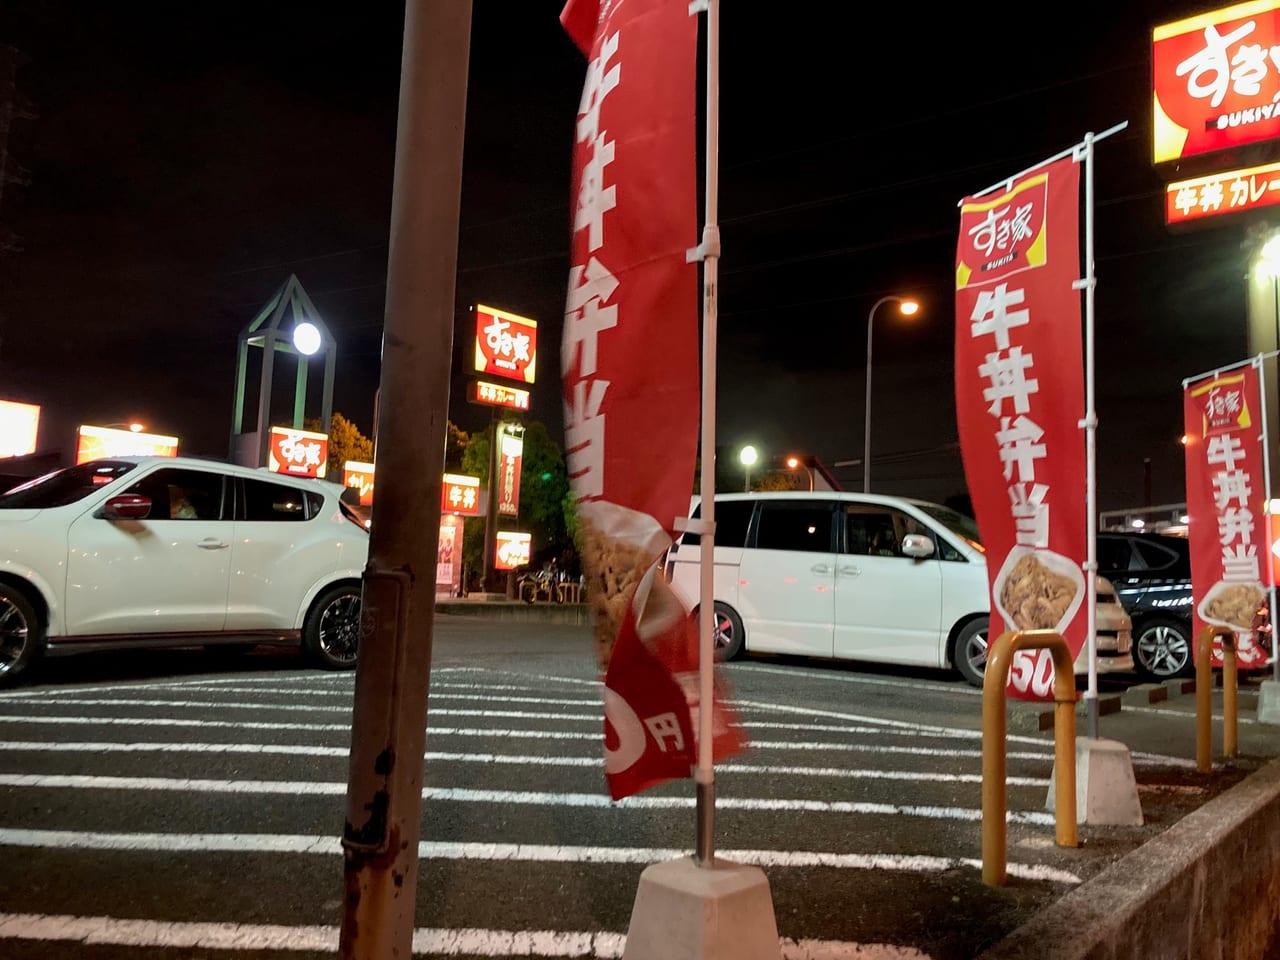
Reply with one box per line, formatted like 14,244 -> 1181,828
1196,629 -> 1213,773
982,629 -> 1077,887
1195,624 -> 1240,772
1224,633 -> 1238,758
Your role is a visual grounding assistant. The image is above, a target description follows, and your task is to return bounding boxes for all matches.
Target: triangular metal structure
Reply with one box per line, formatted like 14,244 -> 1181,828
228,274 -> 336,468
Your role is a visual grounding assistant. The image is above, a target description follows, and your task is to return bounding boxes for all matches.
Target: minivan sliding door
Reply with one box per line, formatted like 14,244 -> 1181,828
834,503 -> 943,666
736,499 -> 838,657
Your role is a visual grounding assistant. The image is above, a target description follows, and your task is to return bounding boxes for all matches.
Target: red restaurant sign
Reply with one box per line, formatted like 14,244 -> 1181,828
1165,159 -> 1280,224
267,426 -> 328,479
474,304 -> 537,384
470,379 -> 531,411
955,155 -> 1088,702
494,530 -> 531,570
496,422 -> 523,518
442,473 -> 481,516
1183,365 -> 1271,669
342,460 -> 375,506
1154,0 -> 1280,164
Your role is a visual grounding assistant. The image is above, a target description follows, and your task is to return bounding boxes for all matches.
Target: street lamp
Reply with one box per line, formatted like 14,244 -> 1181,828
864,295 -> 920,493
786,455 -> 814,491
739,444 -> 758,492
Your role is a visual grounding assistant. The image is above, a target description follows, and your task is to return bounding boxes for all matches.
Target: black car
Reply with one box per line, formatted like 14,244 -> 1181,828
1096,531 -> 1195,681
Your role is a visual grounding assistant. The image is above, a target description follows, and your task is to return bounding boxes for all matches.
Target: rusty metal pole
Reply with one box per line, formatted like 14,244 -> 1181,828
338,3 -> 471,958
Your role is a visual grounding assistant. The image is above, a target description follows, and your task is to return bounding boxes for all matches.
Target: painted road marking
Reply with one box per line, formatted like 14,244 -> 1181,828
0,740 -> 1051,786
0,912 -> 937,959
0,830 -> 1082,882
0,774 -> 1057,824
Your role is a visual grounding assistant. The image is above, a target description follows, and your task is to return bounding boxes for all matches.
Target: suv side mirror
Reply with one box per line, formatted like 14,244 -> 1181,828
101,494 -> 152,521
902,533 -> 935,558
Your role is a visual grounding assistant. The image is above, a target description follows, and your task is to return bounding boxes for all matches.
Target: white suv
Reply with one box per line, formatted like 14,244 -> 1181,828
0,456 -> 369,685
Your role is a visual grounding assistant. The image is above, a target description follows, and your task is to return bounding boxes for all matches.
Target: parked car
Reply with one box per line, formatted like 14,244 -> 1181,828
0,456 -> 369,686
664,491 -> 1132,687
1096,530 -> 1196,681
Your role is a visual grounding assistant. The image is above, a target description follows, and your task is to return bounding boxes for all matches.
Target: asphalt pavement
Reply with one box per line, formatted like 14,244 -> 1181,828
0,612 -> 1275,959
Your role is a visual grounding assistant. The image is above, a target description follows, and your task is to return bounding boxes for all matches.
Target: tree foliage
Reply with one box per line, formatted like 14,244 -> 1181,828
304,412 -> 372,473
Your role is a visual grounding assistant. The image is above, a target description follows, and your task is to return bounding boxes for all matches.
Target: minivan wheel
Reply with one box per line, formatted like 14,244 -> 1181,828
1132,617 -> 1193,681
303,583 -> 362,670
0,584 -> 44,687
704,601 -> 744,662
953,617 -> 989,688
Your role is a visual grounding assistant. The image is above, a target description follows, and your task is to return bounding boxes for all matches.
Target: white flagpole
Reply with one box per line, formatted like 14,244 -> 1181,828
691,0 -> 720,866
1078,132 -> 1101,739
1255,354 -> 1279,680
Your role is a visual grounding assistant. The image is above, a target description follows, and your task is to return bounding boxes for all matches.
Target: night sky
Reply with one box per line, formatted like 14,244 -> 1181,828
0,1 -> 1256,512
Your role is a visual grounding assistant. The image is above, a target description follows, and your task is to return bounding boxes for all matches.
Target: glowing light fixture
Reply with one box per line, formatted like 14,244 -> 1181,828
293,321 -> 322,356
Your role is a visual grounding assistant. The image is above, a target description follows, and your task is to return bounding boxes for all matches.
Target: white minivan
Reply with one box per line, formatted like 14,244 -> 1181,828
663,491 -> 1132,686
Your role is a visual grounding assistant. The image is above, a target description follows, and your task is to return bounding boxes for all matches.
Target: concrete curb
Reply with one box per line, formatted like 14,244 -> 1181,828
435,599 -> 592,626
976,757 -> 1280,960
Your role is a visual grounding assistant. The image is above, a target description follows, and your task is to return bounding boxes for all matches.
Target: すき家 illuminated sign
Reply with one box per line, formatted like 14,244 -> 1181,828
1153,0 -> 1280,163
268,426 -> 329,479
473,304 -> 537,384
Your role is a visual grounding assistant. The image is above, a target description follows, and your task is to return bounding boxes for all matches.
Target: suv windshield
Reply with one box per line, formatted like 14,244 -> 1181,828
915,502 -> 984,552
0,460 -> 137,509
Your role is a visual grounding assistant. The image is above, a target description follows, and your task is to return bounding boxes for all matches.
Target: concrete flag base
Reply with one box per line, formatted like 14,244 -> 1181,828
1259,679 -> 1280,725
1046,736 -> 1144,826
622,856 -> 781,960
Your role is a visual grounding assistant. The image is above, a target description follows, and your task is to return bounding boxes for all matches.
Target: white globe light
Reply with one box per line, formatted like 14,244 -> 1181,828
739,445 -> 758,467
293,322 -> 322,356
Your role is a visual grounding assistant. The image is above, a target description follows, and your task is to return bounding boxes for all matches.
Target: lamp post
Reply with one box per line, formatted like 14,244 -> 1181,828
739,444 -> 758,492
786,455 -> 814,491
864,295 -> 919,493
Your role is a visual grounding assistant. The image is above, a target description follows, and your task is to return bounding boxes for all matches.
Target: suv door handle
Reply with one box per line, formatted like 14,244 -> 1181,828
811,563 -> 831,574
838,565 -> 861,576
197,538 -> 229,550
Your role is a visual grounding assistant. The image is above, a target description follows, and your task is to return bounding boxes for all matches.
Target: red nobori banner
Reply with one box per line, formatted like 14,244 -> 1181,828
955,155 -> 1087,702
1154,1 -> 1280,164
561,0 -> 741,801
1183,364 -> 1271,669
496,422 -> 523,518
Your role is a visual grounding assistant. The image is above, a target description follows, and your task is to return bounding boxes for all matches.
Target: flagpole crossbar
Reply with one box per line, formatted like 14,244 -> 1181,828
962,121 -> 1129,204
673,516 -> 714,536
686,225 -> 721,264
1183,351 -> 1280,389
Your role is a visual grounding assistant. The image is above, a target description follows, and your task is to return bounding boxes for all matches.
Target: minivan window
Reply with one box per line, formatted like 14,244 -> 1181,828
914,502 -> 983,553
752,501 -> 835,552
680,500 -> 754,547
0,460 -> 137,509
843,504 -> 941,559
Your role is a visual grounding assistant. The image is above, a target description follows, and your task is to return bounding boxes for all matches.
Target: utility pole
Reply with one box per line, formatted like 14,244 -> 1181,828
338,3 -> 471,958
